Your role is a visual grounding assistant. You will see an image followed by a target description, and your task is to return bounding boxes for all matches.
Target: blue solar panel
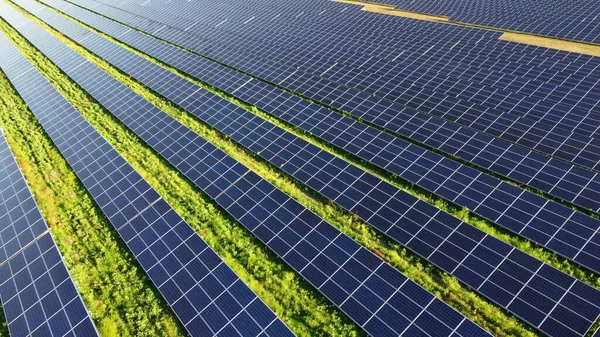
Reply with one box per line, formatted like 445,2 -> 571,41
0,3 -> 490,336
0,129 -> 99,337
36,0 -> 600,278
17,2 -> 600,337
0,16 -> 294,337
0,131 -> 47,264
0,233 -> 99,337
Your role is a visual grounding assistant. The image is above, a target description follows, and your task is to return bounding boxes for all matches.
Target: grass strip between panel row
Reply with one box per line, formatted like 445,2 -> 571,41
0,10 -> 365,337
13,3 -> 558,337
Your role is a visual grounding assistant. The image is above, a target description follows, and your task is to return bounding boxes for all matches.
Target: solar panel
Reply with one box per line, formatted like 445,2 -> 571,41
61,0 -> 600,218
36,0 -> 600,278
0,4 -> 489,336
17,2 -> 600,337
0,20 -> 294,337
0,129 -> 99,337
0,233 -> 99,337
0,130 -> 48,264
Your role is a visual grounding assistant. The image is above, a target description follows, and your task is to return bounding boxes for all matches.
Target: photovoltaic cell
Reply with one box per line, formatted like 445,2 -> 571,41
0,18 -> 293,337
16,2 -> 600,337
0,3 -> 489,336
0,130 -> 99,337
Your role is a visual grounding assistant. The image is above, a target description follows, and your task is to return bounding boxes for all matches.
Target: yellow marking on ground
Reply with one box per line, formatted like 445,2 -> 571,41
501,32 -> 600,57
332,0 -> 449,21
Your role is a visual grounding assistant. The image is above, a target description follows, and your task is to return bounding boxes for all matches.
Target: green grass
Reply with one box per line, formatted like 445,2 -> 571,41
0,11 -> 363,337
14,5 -> 548,337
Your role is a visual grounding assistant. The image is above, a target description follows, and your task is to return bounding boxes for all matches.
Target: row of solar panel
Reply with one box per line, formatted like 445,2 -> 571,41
41,0 -> 600,277
17,1 -> 600,337
374,0 -> 600,44
0,12 -> 295,337
93,0 -> 600,164
64,0 -> 600,221
1,3 -> 488,336
0,129 -> 99,337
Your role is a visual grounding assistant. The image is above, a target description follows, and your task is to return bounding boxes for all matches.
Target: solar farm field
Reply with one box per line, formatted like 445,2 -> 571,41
0,0 -> 600,336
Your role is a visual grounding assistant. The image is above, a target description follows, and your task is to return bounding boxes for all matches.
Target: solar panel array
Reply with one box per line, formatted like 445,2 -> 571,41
0,129 -> 99,337
1,3 -> 491,336
39,0 -> 600,278
0,13 -> 294,337
3,0 -> 600,336
375,0 -> 600,44
64,0 -> 600,218
14,1 -> 600,337
83,0 -> 600,157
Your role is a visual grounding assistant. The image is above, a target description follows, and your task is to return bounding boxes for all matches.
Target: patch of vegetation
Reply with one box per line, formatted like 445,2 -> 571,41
0,12 -> 363,337
19,6 -> 545,337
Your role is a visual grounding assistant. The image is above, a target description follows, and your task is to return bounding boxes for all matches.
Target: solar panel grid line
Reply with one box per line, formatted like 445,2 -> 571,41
539,279 -> 578,327
0,17 -> 295,337
23,5 -> 600,336
114,195 -> 162,231
1,4 -> 488,336
0,229 -> 50,268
